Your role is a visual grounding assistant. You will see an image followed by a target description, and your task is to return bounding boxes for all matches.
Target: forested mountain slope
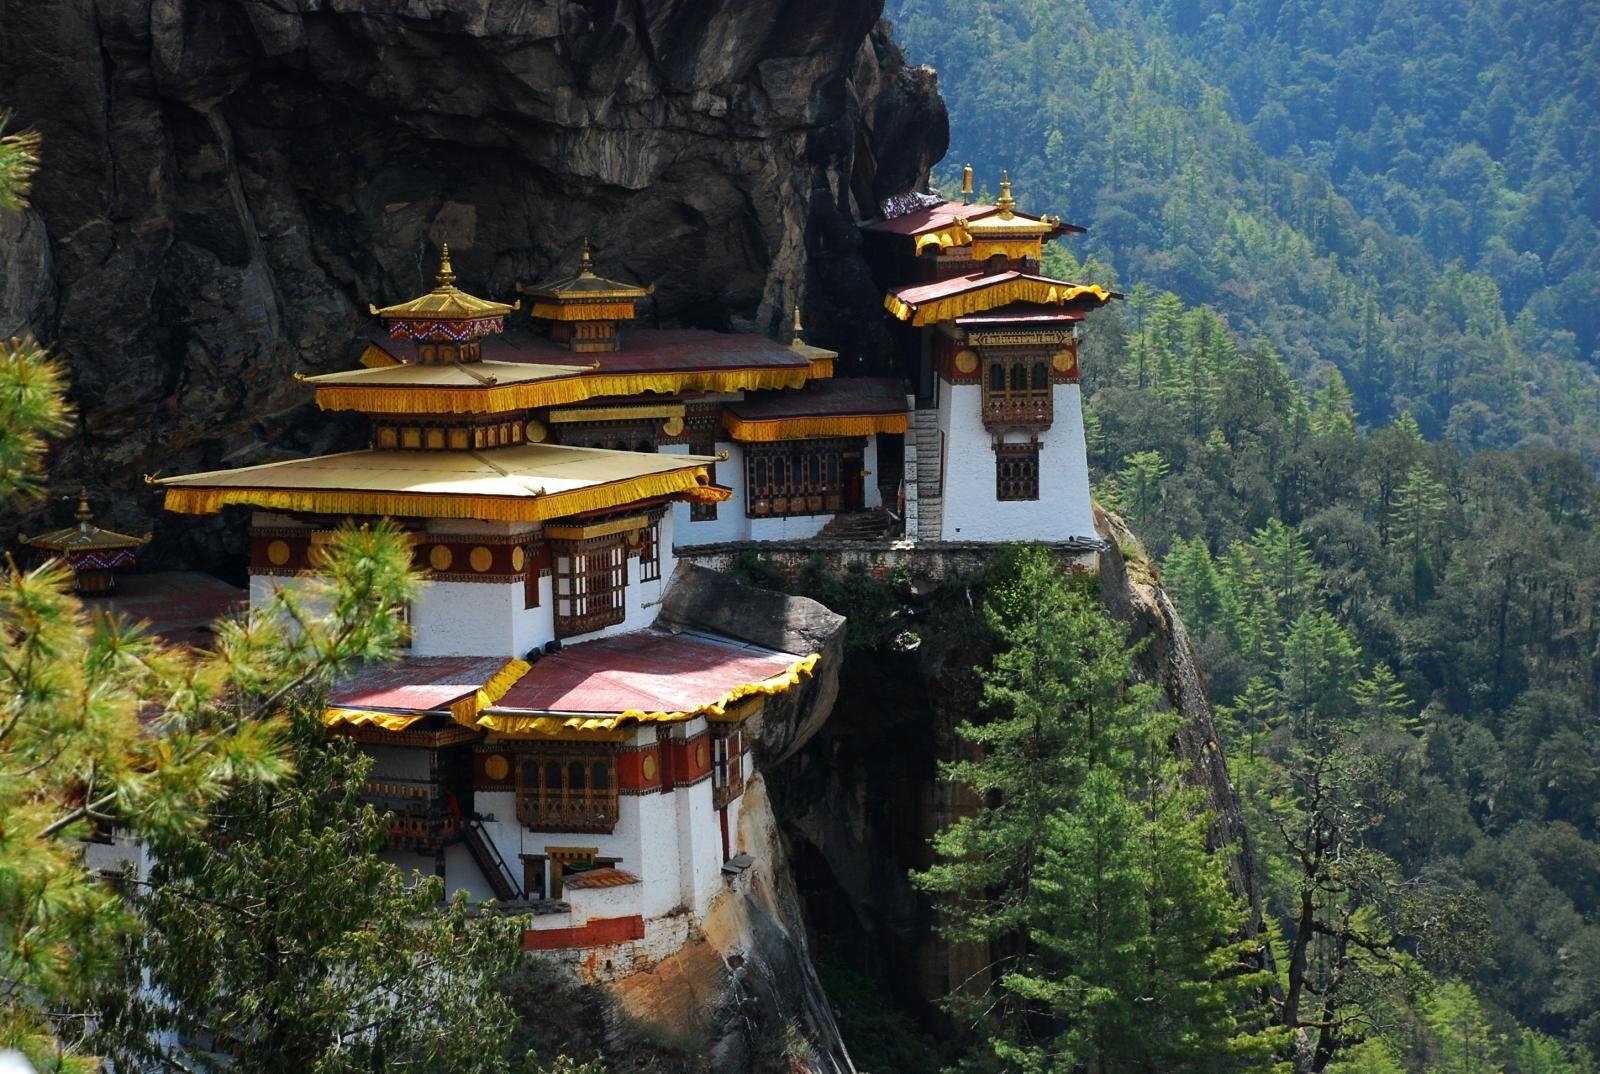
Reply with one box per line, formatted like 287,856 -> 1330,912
889,0 -> 1600,459
886,2 -> 1600,1069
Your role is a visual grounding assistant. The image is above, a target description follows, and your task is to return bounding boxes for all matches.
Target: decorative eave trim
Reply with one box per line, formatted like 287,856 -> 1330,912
161,468 -> 719,523
886,280 -> 1113,326
312,367 -> 816,417
721,411 -> 909,443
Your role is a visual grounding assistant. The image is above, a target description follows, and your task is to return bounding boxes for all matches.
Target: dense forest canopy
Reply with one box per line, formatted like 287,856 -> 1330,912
890,0 -> 1600,460
886,2 -> 1600,1071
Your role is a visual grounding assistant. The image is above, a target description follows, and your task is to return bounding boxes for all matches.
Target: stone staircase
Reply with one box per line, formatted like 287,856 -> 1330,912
905,406 -> 943,541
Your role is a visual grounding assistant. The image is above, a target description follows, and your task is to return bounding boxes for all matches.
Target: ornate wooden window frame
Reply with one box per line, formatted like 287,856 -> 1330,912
709,724 -> 745,809
514,745 -> 620,834
996,440 -> 1042,501
552,534 -> 628,637
981,353 -> 1053,429
745,437 -> 862,518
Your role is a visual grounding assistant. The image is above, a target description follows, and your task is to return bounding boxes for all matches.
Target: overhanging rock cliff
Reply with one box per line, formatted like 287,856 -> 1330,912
0,2 -> 946,563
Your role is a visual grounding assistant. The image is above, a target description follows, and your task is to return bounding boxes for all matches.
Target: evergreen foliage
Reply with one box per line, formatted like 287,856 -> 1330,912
89,713 -> 524,1073
890,0 -> 1600,457
1032,275 -> 1600,1068
915,548 -> 1283,1073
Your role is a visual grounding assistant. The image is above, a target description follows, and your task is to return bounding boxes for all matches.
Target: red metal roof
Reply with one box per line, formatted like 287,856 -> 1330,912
98,571 -> 246,649
330,656 -> 511,713
892,270 -> 1023,305
863,201 -> 1000,236
492,630 -> 804,715
725,377 -> 905,421
564,867 -> 641,889
368,328 -> 812,376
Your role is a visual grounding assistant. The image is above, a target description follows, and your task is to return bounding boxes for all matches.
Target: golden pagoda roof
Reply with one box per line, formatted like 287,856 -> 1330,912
306,344 -> 820,416
959,171 -> 1059,238
153,444 -> 728,523
370,245 -> 516,321
21,491 -> 151,553
518,241 -> 653,303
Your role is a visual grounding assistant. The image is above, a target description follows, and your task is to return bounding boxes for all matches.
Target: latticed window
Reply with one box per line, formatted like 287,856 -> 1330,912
982,354 -> 1053,429
552,536 -> 627,637
515,748 -> 618,833
996,442 -> 1041,501
637,518 -> 662,582
710,725 -> 745,809
745,438 -> 862,517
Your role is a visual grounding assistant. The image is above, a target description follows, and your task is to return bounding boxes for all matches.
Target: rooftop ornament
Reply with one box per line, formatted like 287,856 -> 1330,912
369,244 -> 516,360
19,489 -> 151,594
517,239 -> 654,354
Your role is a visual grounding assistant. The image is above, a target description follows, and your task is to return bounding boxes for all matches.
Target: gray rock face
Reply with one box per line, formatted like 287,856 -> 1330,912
0,1 -> 947,562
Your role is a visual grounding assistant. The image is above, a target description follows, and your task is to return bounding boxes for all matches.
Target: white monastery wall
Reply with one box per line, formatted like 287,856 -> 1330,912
408,580 -> 529,656
668,440 -> 748,547
936,381 -> 1096,543
634,788 -> 688,919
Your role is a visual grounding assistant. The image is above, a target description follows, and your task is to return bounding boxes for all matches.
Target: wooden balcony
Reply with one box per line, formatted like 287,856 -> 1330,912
362,778 -> 460,851
981,391 -> 1052,430
516,790 -> 620,834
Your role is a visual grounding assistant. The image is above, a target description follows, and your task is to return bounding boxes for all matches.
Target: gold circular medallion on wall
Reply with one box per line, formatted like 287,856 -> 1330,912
483,753 -> 510,782
266,539 -> 291,566
1052,349 -> 1076,373
469,546 -> 493,573
524,419 -> 547,444
428,544 -> 454,572
641,754 -> 658,782
695,741 -> 708,768
511,546 -> 526,572
661,415 -> 685,437
954,348 -> 979,375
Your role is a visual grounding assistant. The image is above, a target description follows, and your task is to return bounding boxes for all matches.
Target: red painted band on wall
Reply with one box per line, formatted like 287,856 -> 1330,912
523,914 -> 645,951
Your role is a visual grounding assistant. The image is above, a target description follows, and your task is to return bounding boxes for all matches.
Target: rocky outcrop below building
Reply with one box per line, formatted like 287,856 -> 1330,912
762,504 -> 1259,1039
0,1 -> 947,567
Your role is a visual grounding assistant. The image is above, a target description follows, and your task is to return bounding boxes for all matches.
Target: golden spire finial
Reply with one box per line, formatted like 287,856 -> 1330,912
961,162 -> 973,205
579,237 -> 594,276
997,170 -> 1015,216
75,489 -> 93,526
435,243 -> 457,289
791,305 -> 805,345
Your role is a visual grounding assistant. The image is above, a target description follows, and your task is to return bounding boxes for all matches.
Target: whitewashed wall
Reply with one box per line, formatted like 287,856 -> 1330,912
935,381 -> 1096,543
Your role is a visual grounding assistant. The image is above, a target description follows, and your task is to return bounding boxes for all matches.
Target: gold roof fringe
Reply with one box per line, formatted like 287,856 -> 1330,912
476,652 -> 821,737
721,411 -> 909,443
160,468 -> 721,523
312,366 -> 819,416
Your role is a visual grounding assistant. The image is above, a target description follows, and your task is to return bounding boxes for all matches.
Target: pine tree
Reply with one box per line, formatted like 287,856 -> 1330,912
0,121 -> 423,1069
91,712 -> 524,1074
1427,983 -> 1503,1074
915,548 -> 1283,1073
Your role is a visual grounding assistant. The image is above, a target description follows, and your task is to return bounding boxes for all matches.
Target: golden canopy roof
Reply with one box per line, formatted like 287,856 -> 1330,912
21,490 -> 152,553
518,242 -> 652,321
371,245 -> 516,321
959,172 -> 1060,239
